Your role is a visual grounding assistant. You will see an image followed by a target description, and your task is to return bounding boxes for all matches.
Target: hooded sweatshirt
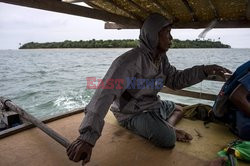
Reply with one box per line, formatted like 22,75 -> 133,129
78,13 -> 207,146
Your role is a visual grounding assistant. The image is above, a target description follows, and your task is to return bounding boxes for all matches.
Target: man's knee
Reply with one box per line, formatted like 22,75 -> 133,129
150,124 -> 176,148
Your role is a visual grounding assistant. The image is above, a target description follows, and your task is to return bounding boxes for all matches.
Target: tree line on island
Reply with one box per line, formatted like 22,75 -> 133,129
19,39 -> 231,49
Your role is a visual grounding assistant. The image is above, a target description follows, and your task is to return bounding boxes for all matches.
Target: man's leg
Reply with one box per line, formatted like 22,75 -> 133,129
167,105 -> 184,126
120,111 -> 176,148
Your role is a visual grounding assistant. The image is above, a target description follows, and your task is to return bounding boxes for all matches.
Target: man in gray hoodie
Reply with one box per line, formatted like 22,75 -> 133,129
67,13 -> 230,165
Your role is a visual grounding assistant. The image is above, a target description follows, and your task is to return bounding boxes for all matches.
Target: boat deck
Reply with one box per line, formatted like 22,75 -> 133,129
0,111 -> 248,166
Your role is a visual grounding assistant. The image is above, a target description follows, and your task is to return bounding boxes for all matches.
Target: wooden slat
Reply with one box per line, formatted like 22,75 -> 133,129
0,0 -> 141,28
160,87 -> 217,101
175,20 -> 250,28
104,22 -> 137,29
106,0 -> 143,21
127,0 -> 149,14
105,20 -> 250,29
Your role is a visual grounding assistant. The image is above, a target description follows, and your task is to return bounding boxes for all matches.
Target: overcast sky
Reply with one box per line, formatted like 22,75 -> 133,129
1,2 -> 250,49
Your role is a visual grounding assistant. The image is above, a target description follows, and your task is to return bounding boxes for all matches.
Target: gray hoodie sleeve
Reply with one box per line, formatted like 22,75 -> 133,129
78,54 -> 138,146
164,57 -> 207,90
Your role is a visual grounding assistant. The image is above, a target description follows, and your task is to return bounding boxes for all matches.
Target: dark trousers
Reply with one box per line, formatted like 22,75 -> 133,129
120,100 -> 176,148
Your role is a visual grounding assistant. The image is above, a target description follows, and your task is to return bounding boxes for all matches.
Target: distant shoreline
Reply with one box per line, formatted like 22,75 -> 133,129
19,39 -> 231,49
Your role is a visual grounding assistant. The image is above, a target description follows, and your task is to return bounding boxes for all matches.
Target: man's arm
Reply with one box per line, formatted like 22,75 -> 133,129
229,84 -> 250,117
163,57 -> 231,90
163,57 -> 206,90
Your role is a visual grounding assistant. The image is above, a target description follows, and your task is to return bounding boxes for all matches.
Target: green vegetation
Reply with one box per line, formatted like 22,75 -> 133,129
19,39 -> 230,49
171,39 -> 230,48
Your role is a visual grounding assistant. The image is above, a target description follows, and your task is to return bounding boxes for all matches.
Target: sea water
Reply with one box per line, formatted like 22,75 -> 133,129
0,48 -> 249,119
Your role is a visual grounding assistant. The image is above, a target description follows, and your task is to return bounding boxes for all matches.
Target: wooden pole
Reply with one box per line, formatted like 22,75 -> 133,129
0,97 -> 70,148
0,0 -> 141,28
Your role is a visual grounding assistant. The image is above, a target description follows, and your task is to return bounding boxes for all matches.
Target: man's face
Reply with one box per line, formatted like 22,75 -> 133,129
157,26 -> 172,52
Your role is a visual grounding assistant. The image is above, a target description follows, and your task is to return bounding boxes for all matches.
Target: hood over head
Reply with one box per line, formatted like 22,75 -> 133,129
139,13 -> 172,55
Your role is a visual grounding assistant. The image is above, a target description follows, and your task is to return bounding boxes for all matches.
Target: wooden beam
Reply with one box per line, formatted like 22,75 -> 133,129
0,0 -> 141,27
104,22 -> 135,29
105,20 -> 250,29
127,0 -> 149,14
106,0 -> 143,21
247,0 -> 250,20
160,87 -> 216,101
181,0 -> 198,22
174,20 -> 250,28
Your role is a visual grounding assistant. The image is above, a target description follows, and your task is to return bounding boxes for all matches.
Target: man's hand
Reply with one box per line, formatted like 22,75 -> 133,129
204,64 -> 232,80
67,138 -> 93,165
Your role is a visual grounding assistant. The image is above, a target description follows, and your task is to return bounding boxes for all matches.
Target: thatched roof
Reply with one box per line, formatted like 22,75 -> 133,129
1,0 -> 250,29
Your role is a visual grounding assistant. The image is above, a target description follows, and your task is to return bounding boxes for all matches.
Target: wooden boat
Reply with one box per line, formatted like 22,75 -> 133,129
1,102 -> 248,166
0,0 -> 249,165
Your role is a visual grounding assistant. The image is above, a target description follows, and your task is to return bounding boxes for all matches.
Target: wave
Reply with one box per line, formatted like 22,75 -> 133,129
12,91 -> 41,100
53,92 -> 90,110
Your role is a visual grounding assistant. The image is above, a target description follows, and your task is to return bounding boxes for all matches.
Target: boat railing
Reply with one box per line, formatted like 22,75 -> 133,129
160,75 -> 230,101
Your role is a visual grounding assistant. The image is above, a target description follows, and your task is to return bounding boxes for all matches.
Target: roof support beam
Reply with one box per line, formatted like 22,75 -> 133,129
0,0 -> 141,27
181,0 -> 198,22
105,20 -> 250,29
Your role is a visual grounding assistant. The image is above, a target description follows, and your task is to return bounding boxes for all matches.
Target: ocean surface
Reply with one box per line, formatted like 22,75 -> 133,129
0,48 -> 249,119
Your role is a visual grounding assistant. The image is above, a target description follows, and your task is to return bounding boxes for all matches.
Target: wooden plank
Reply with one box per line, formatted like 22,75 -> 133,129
106,0 -> 143,21
175,20 -> 250,28
160,87 -> 217,101
104,22 -> 138,29
105,20 -> 250,29
0,115 -> 211,166
0,0 -> 141,28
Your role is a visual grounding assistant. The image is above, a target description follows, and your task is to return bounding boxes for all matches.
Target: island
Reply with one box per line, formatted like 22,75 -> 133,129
19,39 -> 231,49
